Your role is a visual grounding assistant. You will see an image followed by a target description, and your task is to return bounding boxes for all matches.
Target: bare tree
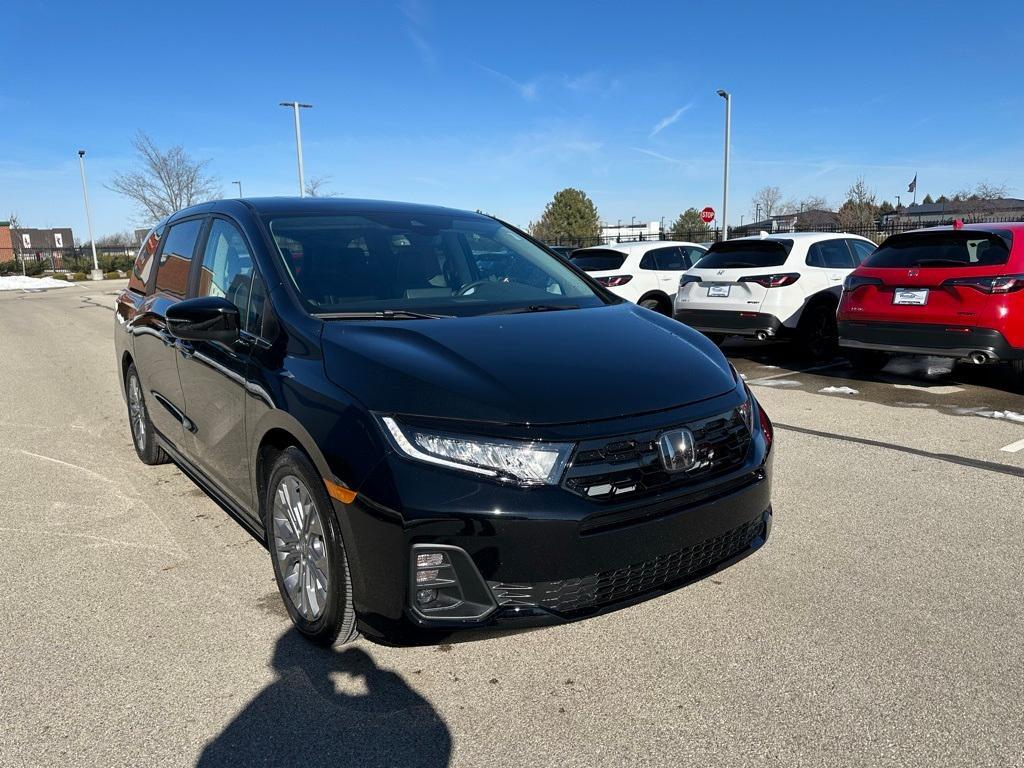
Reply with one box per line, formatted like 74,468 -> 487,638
109,132 -> 220,224
8,212 -> 25,275
836,177 -> 878,230
304,175 -> 336,198
751,186 -> 783,220
778,194 -> 831,215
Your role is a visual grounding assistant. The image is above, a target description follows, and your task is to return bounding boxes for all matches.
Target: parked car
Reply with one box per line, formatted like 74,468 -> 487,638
838,223 -> 1024,379
569,241 -> 707,314
674,232 -> 876,358
114,198 -> 774,647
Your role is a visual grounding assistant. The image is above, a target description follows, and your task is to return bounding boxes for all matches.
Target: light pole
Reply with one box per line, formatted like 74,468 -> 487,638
280,102 -> 313,196
77,150 -> 101,280
233,180 -> 243,198
717,89 -> 731,241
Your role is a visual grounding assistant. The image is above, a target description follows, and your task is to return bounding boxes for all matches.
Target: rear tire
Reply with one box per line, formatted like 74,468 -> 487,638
639,296 -> 670,315
1008,359 -> 1024,389
265,446 -> 359,647
796,303 -> 838,360
846,349 -> 891,373
125,363 -> 169,465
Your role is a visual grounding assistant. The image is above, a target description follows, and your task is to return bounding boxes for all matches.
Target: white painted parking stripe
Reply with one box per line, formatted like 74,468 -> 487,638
745,360 -> 845,384
999,438 -> 1024,454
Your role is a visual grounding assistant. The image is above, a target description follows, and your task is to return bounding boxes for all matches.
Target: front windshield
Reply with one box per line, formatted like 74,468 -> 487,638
267,213 -> 605,316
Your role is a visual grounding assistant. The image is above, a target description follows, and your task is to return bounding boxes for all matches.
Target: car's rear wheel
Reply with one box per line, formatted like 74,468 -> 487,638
1008,359 -> 1024,389
266,447 -> 358,647
125,363 -> 169,465
846,349 -> 891,373
639,296 -> 670,315
796,303 -> 838,360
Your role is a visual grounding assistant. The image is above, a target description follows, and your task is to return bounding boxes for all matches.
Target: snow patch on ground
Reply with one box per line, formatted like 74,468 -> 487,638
750,379 -> 802,388
819,386 -> 859,395
951,407 -> 1024,423
0,275 -> 74,291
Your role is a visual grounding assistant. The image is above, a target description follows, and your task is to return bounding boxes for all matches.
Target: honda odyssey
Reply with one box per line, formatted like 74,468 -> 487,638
114,198 -> 774,646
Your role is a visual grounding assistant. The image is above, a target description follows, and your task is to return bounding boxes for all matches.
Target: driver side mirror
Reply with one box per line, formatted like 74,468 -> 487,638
166,296 -> 240,344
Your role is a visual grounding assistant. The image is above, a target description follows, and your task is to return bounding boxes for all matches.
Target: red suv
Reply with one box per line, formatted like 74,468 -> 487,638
838,223 -> 1024,381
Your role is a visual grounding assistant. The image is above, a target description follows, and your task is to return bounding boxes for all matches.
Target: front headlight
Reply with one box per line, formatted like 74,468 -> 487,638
380,417 -> 573,486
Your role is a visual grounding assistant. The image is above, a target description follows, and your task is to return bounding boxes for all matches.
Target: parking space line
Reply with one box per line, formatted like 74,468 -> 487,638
999,438 -> 1024,454
745,360 -> 845,384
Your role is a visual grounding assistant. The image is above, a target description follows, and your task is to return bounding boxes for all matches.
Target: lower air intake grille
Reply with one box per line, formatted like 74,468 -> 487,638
489,515 -> 763,614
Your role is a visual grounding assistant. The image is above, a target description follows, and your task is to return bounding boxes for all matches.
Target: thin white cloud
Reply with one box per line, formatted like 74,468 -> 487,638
631,147 -> 688,168
476,64 -> 539,101
650,104 -> 692,137
401,0 -> 436,67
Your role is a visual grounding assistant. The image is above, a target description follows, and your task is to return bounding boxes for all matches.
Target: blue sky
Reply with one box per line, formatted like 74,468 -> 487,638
5,0 -> 1024,238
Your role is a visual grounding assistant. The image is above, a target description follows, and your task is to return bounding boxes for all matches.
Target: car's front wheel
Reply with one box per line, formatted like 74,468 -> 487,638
266,447 -> 359,646
125,363 -> 169,465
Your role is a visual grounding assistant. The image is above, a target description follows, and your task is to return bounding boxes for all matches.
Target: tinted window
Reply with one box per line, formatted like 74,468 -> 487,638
865,231 -> 1011,268
697,240 -> 793,269
654,247 -> 687,271
570,249 -> 627,272
848,239 -> 876,264
681,246 -> 706,267
639,250 -> 658,270
128,223 -> 164,294
197,219 -> 253,314
806,239 -> 854,269
155,219 -> 203,298
267,213 -> 603,316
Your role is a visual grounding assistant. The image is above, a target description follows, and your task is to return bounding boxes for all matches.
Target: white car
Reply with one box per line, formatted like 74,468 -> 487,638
673,232 -> 876,357
570,241 -> 707,314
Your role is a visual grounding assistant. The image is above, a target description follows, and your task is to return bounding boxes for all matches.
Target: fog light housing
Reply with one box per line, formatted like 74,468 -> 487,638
409,544 -> 496,622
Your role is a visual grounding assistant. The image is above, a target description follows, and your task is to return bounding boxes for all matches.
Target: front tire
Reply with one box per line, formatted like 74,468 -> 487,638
265,446 -> 358,647
125,363 -> 169,465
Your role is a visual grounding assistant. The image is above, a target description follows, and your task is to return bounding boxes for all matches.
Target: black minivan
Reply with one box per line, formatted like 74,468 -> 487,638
115,198 -> 774,646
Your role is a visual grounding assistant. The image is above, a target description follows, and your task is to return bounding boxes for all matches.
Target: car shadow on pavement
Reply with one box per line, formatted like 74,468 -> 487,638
195,629 -> 451,768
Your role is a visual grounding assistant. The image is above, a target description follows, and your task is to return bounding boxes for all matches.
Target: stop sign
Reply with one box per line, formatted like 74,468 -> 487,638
700,206 -> 715,223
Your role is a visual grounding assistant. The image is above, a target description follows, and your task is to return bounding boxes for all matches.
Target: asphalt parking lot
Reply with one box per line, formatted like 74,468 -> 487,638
2,281 -> 1022,768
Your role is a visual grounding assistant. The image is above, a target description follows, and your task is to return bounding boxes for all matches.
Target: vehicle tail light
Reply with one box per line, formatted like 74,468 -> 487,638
679,274 -> 702,286
739,273 -> 800,288
595,275 -> 633,287
843,274 -> 883,292
942,274 -> 1024,294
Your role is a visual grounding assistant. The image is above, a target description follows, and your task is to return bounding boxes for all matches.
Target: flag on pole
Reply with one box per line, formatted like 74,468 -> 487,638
907,174 -> 917,194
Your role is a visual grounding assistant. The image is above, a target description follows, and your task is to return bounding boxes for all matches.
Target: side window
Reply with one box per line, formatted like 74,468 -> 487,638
638,250 -> 658,270
807,240 -> 854,269
655,247 -> 687,271
155,219 -> 203,298
682,246 -> 706,267
196,219 -> 253,315
128,223 -> 165,294
848,239 -> 876,264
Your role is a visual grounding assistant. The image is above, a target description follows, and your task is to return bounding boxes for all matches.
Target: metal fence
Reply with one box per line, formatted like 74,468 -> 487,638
543,214 -> 1024,251
0,245 -> 137,274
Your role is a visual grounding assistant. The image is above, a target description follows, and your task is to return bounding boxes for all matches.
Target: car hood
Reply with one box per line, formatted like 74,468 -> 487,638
320,303 -> 735,425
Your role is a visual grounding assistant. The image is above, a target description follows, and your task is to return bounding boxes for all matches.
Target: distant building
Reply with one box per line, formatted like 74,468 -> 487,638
0,223 -> 75,262
733,209 -> 838,237
600,220 -> 661,242
893,197 -> 1024,226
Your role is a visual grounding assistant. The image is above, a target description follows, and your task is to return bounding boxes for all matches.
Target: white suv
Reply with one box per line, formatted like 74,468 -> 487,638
674,232 -> 876,357
570,241 -> 707,315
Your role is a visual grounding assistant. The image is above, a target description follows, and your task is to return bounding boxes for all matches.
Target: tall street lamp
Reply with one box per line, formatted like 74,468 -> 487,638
77,150 -> 101,280
280,102 -> 313,196
233,180 -> 243,198
716,90 -> 731,241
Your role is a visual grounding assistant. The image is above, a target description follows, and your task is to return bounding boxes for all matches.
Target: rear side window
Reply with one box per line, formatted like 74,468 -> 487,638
848,239 -> 876,264
682,246 -> 706,267
571,249 -> 627,272
155,219 -> 203,298
866,231 -> 1011,269
806,239 -> 855,269
654,247 -> 687,271
697,240 -> 793,269
128,223 -> 165,294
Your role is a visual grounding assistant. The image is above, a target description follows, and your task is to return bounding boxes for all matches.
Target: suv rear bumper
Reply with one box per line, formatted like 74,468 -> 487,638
838,320 -> 1024,361
674,308 -> 785,338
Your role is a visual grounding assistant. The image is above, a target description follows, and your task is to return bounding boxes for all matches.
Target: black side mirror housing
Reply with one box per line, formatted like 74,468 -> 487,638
166,296 -> 241,344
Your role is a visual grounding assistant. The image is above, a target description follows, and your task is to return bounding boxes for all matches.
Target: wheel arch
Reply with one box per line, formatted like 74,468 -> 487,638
636,289 -> 672,315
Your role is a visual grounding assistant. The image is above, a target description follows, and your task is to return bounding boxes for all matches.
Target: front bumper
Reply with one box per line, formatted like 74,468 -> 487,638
838,320 -> 1024,361
674,308 -> 785,338
331,396 -> 773,646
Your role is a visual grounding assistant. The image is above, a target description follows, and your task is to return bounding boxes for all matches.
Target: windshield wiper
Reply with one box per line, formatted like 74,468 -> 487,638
315,310 -> 454,320
481,304 -> 579,316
